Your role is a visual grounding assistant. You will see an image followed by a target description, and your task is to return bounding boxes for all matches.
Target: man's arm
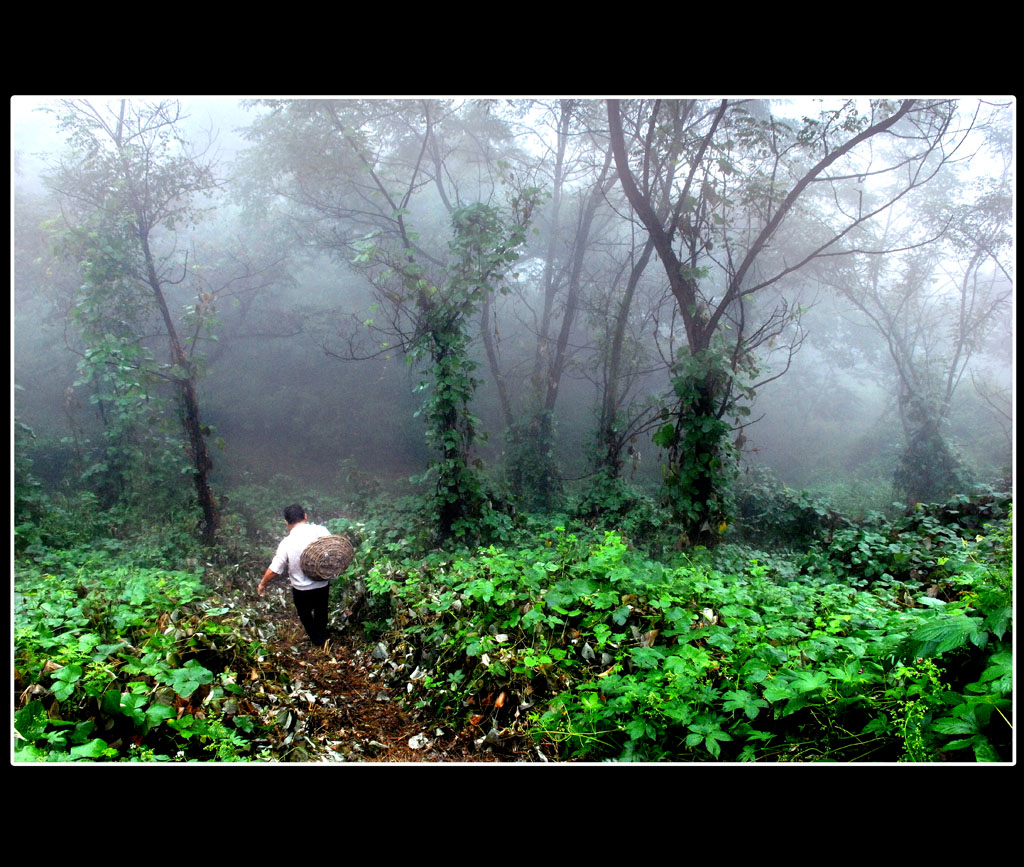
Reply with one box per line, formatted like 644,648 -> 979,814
258,567 -> 280,595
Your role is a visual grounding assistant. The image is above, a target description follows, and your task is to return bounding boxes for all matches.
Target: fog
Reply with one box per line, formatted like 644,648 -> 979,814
12,97 -> 1014,525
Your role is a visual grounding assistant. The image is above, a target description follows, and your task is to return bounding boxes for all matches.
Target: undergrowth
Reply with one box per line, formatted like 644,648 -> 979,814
14,472 -> 1013,764
14,522 -> 274,762
358,494 -> 1013,762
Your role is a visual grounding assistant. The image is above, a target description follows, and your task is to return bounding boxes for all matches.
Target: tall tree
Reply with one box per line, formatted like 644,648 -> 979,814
241,98 -> 538,540
606,97 -> 974,543
45,99 -> 223,544
830,164 -> 1013,505
487,100 -> 619,507
589,230 -> 659,477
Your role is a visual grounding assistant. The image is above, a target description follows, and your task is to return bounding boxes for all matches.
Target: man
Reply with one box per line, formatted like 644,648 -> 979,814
258,503 -> 332,649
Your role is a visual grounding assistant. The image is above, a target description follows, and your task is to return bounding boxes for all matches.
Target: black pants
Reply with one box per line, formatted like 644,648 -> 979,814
292,585 -> 330,646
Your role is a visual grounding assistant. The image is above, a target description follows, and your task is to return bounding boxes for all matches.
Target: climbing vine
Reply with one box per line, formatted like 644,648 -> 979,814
393,194 -> 541,541
653,347 -> 756,545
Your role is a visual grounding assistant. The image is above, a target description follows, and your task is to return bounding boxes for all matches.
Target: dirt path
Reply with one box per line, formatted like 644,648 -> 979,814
256,609 -> 517,763
213,549 -> 541,763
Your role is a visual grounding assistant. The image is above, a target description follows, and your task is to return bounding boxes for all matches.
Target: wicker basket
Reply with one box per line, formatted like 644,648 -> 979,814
300,534 -> 354,581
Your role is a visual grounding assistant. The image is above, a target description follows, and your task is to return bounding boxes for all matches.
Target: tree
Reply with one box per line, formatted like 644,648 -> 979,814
606,98 -> 973,543
485,100 -> 622,508
45,99 -> 223,544
588,232 -> 658,478
406,199 -> 538,538
830,153 -> 1013,505
241,98 -> 539,540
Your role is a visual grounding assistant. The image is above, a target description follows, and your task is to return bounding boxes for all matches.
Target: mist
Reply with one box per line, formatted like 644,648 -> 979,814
13,97 -> 1014,527
12,96 -> 1016,766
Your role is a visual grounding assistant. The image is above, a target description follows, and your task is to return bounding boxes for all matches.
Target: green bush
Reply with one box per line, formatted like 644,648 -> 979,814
733,468 -> 848,549
360,503 -> 1012,762
568,473 -> 672,552
14,548 -> 262,762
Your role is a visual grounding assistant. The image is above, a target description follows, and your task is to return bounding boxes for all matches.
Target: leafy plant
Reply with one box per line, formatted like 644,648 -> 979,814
357,492 -> 1012,762
654,347 -> 752,546
14,545 -> 262,762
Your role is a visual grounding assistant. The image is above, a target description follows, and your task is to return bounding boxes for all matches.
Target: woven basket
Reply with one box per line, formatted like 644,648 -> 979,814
300,534 -> 354,581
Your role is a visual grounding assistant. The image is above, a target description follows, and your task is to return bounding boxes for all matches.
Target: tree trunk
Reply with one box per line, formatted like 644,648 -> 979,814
597,235 -> 656,475
480,291 -> 513,429
139,227 -> 220,546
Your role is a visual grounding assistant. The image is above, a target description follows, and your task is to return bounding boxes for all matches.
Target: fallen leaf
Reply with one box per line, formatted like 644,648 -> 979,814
495,691 -> 506,709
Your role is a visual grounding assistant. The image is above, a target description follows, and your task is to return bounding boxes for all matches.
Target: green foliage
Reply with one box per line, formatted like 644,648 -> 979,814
505,410 -> 563,512
13,418 -> 48,553
656,347 -> 753,545
42,99 -> 223,543
382,193 -> 541,543
894,396 -> 973,507
55,227 -> 190,510
798,490 -> 1011,587
14,539 -> 263,762
734,467 -> 848,548
569,472 -> 672,553
358,489 -> 1011,762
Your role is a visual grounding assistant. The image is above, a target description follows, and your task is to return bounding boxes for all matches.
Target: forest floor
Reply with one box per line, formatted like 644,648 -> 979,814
253,600 -> 525,763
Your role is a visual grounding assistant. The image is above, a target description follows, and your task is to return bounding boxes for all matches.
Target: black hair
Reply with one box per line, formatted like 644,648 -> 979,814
283,503 -> 307,524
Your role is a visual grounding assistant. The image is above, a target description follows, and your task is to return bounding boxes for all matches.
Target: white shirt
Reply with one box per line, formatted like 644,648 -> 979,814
269,521 -> 331,590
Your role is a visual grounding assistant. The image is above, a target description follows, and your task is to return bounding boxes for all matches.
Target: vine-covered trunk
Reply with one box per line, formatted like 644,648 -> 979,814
895,391 -> 966,508
505,410 -> 561,512
180,381 -> 220,546
654,351 -> 738,546
427,328 -> 483,541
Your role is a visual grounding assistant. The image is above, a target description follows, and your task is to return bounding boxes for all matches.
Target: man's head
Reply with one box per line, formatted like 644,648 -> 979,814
283,503 -> 307,525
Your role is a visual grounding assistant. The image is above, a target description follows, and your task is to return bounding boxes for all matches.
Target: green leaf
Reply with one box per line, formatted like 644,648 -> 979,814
791,669 -> 829,694
910,615 -> 982,655
705,731 -> 731,759
780,693 -> 813,717
983,607 -> 1011,640
723,689 -> 768,720
941,737 -> 979,751
932,716 -> 978,736
165,659 -> 214,699
630,646 -> 665,670
762,680 -> 795,703
14,701 -> 48,741
625,719 -> 651,741
51,663 -> 84,700
652,423 -> 676,448
101,689 -> 122,717
14,742 -> 50,762
70,738 -> 109,759
972,739 -> 1001,762
741,658 -> 772,684
145,704 -> 177,727
120,692 -> 148,725
966,649 -> 1013,695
